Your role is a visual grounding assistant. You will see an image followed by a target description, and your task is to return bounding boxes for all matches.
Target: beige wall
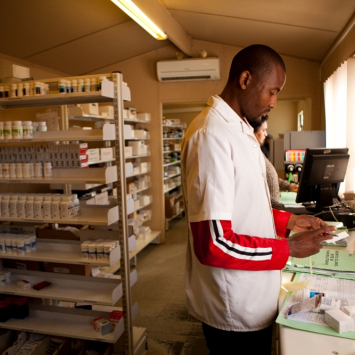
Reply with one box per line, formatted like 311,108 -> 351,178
89,39 -> 324,241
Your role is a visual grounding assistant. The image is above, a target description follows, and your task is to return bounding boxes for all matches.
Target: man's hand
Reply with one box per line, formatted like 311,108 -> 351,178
287,225 -> 336,258
287,214 -> 330,232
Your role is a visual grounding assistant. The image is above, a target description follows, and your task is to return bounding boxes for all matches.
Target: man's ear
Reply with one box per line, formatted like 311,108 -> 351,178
239,70 -> 251,90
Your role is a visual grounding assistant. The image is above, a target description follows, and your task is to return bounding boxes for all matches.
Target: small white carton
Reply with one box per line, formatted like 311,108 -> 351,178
325,309 -> 355,333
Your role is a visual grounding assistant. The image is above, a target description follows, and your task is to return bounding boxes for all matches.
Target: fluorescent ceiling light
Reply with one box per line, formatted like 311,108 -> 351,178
111,0 -> 167,40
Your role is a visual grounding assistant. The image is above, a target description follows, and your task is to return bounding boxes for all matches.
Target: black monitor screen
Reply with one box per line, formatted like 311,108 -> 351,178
296,148 -> 349,210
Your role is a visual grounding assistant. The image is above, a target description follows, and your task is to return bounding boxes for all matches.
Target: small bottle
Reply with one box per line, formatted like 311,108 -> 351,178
59,80 -> 66,93
0,122 -> 4,140
32,122 -> 39,133
23,121 -> 33,139
11,237 -> 17,255
51,195 -> 61,219
81,242 -> 89,259
5,237 -> 12,254
2,164 -> 9,179
43,195 -> 52,219
96,243 -> 104,260
78,79 -> 85,92
71,194 -> 80,216
84,78 -> 91,92
16,239 -> 25,255
16,163 -> 23,178
41,82 -> 46,95
22,163 -> 32,178
25,194 -> 35,219
34,195 -> 44,219
35,82 -> 41,95
9,195 -> 18,218
23,83 -> 30,96
71,79 -> 78,93
90,78 -> 97,92
0,86 -> 4,98
30,235 -> 37,250
34,162 -> 43,177
4,86 -> 10,98
45,84 -> 50,95
98,76 -> 107,90
38,121 -> 47,132
4,121 -> 12,139
28,162 -> 34,178
17,83 -> 23,97
60,195 -> 74,219
88,244 -> 97,260
11,84 -> 17,97
24,236 -> 32,253
66,80 -> 71,93
43,162 -> 52,177
8,163 -> 16,178
17,195 -> 27,219
12,121 -> 23,139
0,164 -> 2,178
1,195 -> 10,218
0,236 -> 5,254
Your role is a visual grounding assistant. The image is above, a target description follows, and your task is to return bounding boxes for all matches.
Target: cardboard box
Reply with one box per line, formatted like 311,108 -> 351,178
127,107 -> 137,119
124,125 -> 133,139
325,309 -> 355,333
137,113 -> 151,122
165,196 -> 175,218
2,64 -> 30,79
43,262 -> 86,276
2,259 -> 42,271
36,224 -> 82,240
80,103 -> 99,116
99,104 -> 114,118
100,147 -> 113,161
124,146 -> 133,157
87,148 -> 100,162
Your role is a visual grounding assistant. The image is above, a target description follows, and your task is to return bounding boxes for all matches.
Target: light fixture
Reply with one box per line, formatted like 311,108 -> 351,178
111,0 -> 167,40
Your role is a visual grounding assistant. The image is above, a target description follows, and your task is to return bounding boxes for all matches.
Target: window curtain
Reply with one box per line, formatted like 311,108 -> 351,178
324,59 -> 355,195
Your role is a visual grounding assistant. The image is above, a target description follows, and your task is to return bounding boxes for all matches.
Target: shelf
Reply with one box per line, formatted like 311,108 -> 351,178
87,158 -> 115,166
0,205 -> 119,226
0,81 -> 114,109
0,307 -> 124,343
125,154 -> 150,160
69,115 -> 114,122
164,185 -> 181,194
125,137 -> 149,141
163,173 -> 181,181
133,201 -> 152,213
0,269 -> 133,305
127,171 -> 150,178
166,208 -> 185,230
163,161 -> 181,167
163,150 -> 181,154
162,137 -> 183,140
136,186 -> 151,194
162,124 -> 187,128
129,230 -> 160,259
0,240 -> 121,266
124,119 -> 150,124
0,166 -> 118,185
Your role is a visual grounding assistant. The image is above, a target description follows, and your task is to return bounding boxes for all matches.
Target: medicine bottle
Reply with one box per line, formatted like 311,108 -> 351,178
98,76 -> 107,90
2,164 -> 9,179
9,195 -> 18,218
30,235 -> 37,250
34,162 -> 43,177
24,236 -> 32,253
66,80 -> 71,93
17,83 -> 23,97
12,121 -> 23,139
41,82 -> 46,95
34,195 -> 44,219
84,78 -> 91,92
96,242 -> 104,260
23,121 -> 33,139
60,195 -> 74,219
0,236 -> 5,254
78,79 -> 85,92
22,163 -> 32,178
16,239 -> 25,255
11,237 -> 17,255
38,122 -> 47,132
71,194 -> 80,216
45,83 -> 49,95
11,84 -> 17,97
90,78 -> 97,92
0,86 -> 3,98
43,162 -> 52,177
35,82 -> 41,95
59,80 -> 66,93
1,195 -> 10,218
4,121 -> 12,139
51,195 -> 62,219
25,194 -> 35,219
0,122 -> 4,140
28,163 -> 34,178
0,164 -> 2,178
88,244 -> 96,260
5,237 -> 12,254
4,86 -> 9,98
16,163 -> 23,178
23,83 -> 30,96
17,195 -> 27,219
32,122 -> 39,133
71,79 -> 78,93
43,195 -> 52,219
9,164 -> 16,178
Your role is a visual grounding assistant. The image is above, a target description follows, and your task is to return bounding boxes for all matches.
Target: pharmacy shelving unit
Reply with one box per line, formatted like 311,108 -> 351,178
0,73 -> 147,354
162,121 -> 186,230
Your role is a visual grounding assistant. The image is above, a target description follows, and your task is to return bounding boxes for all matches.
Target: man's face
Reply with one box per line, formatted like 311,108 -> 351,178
241,64 -> 286,123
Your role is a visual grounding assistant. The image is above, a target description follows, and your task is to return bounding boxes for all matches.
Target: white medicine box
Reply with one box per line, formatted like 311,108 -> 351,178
87,148 -> 100,162
80,103 -> 99,116
128,140 -> 145,156
99,104 -> 114,118
128,107 -> 137,119
137,113 -> 151,122
100,147 -> 114,161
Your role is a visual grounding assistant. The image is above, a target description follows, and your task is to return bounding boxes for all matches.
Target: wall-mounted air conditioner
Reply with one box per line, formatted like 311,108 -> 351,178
156,57 -> 220,82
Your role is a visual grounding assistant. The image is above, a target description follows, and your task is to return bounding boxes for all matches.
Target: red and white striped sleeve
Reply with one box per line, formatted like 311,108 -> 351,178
190,219 -> 290,271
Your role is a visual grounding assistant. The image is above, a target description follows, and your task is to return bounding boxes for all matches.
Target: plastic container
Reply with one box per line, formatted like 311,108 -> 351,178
5,237 -> 12,254
84,78 -> 91,92
17,83 -> 23,97
88,244 -> 96,260
0,298 -> 11,322
32,122 -> 39,132
35,82 -> 41,95
71,79 -> 78,93
16,239 -> 25,255
30,235 -> 37,250
9,163 -> 16,178
2,164 -> 9,179
96,243 -> 104,260
34,195 -> 44,219
71,194 -> 80,216
25,194 -> 35,219
38,121 -> 47,132
43,195 -> 52,219
0,86 -> 3,98
28,163 -> 34,178
78,79 -> 84,92
1,195 -> 10,218
0,236 -> 5,254
9,195 -> 18,218
66,80 -> 71,93
52,195 -> 61,219
43,162 -> 52,177
22,163 -> 32,178
12,121 -> 23,139
59,80 -> 66,93
16,163 -> 23,178
23,121 -> 33,139
17,195 -> 27,218
11,296 -> 29,319
0,122 -> 3,140
34,162 -> 43,177
98,76 -> 107,90
103,242 -> 113,261
60,195 -> 74,219
11,237 -> 17,255
4,122 -> 12,140
90,78 -> 97,92
81,242 -> 89,259
23,83 -> 30,96
24,236 -> 32,253
11,84 -> 17,97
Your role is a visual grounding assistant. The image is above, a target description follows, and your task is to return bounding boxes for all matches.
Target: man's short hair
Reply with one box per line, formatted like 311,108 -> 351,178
228,44 -> 286,83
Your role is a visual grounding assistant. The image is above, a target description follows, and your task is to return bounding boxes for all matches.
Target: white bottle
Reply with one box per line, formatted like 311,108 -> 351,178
43,162 -> 52,177
88,244 -> 97,260
60,195 -> 74,219
30,235 -> 37,250
35,82 -> 41,95
98,76 -> 107,90
90,78 -> 97,92
11,237 -> 18,255
16,238 -> 25,255
84,78 -> 91,92
9,163 -> 16,178
5,237 -> 12,254
23,121 -> 33,139
23,83 -> 30,96
96,243 -> 104,260
9,195 -> 18,218
0,236 -> 5,254
4,121 -> 12,140
28,163 -> 34,178
16,163 -> 23,178
18,195 -> 27,219
25,194 -> 35,219
59,80 -> 66,94
43,195 -> 52,219
2,164 -> 9,179
71,79 -> 78,93
34,162 -> 43,177
12,121 -> 23,139
66,80 -> 71,93
38,122 -> 47,132
0,164 -> 2,179
22,163 -> 32,178
78,79 -> 85,92
1,195 -> 10,218
11,84 -> 17,97
34,195 -> 44,219
0,122 -> 4,140
24,236 -> 32,253
32,122 -> 39,133
71,194 -> 80,216
51,195 -> 61,219
17,83 -> 23,97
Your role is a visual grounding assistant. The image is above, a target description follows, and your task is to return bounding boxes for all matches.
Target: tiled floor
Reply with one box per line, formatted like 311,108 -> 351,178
131,216 -> 209,355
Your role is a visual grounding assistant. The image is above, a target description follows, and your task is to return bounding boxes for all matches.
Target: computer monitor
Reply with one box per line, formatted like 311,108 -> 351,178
296,147 -> 350,212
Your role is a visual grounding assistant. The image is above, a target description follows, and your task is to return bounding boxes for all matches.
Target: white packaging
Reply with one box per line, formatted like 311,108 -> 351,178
99,105 -> 114,117
103,242 -> 113,260
133,130 -> 148,139
9,195 -> 18,218
23,121 -> 33,139
128,140 -> 145,156
87,148 -> 100,162
16,238 -> 25,255
52,195 -> 61,219
34,162 -> 43,177
60,195 -> 74,219
18,195 -> 27,218
22,163 -> 32,178
96,243 -> 104,260
88,244 -> 97,260
325,309 -> 355,333
25,194 -> 35,219
17,280 -> 31,290
9,163 -> 16,178
30,235 -> 37,250
43,162 -> 52,177
11,237 -> 17,255
137,113 -> 151,122
100,147 -> 113,161
81,103 -> 99,115
81,242 -> 90,259
16,163 -> 23,178
4,271 -> 11,283
12,121 -> 23,139
2,163 -> 10,179
72,194 -> 80,216
4,122 -> 12,140
95,191 -> 109,205
24,236 -> 32,253
43,195 -> 52,219
5,237 -> 12,254
342,305 -> 355,319
34,195 -> 44,219
312,297 -> 341,313
128,107 -> 137,119
1,195 -> 10,217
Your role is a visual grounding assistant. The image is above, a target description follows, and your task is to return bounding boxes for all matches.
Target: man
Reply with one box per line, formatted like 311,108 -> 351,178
181,44 -> 335,355
261,133 -> 272,158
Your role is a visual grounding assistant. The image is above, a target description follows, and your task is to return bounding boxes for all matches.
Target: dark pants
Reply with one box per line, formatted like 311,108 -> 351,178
202,322 -> 273,355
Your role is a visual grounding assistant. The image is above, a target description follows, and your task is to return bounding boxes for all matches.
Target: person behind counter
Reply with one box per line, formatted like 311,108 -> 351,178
249,115 -> 297,210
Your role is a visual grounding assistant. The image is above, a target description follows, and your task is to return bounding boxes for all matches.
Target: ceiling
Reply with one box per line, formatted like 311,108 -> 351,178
0,0 -> 354,75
